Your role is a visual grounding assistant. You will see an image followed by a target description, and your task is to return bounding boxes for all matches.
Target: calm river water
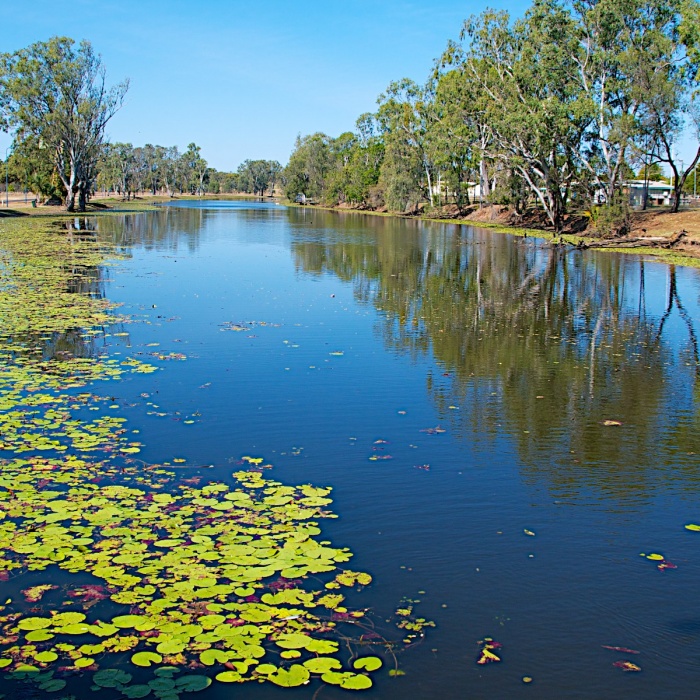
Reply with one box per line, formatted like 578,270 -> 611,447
54,202 -> 700,697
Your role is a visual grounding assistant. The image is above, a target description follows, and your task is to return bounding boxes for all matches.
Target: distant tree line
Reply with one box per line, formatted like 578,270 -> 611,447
0,37 -> 281,210
3,133 -> 283,204
283,0 -> 700,232
96,142 -> 216,199
93,147 -> 282,199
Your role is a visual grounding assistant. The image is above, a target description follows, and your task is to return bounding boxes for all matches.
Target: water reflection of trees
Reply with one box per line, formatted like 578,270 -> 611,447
291,213 -> 700,502
26,208 -> 204,362
95,207 -> 204,254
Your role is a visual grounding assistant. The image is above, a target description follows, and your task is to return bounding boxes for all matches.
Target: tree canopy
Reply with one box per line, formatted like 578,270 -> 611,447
283,0 -> 700,231
0,37 -> 129,211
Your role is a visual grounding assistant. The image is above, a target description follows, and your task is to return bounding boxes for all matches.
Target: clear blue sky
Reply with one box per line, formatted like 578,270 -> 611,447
0,0 -> 531,171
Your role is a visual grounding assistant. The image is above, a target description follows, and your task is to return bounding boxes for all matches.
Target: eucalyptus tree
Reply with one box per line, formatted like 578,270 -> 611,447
98,142 -> 135,198
335,113 -> 384,206
626,0 -> 700,211
0,37 -> 128,211
376,79 -> 433,211
237,159 -> 281,197
283,133 -> 332,200
183,142 -> 208,195
425,69 -> 480,210
267,160 -> 282,196
159,146 -> 180,196
458,2 -> 590,231
7,134 -> 63,202
142,144 -> 163,195
323,132 -> 357,204
572,0 -> 695,209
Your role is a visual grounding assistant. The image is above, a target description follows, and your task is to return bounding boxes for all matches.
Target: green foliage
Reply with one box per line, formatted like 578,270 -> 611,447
283,133 -> 332,201
7,136 -> 63,201
281,0 -> 699,230
236,159 -> 281,197
636,163 -> 667,182
591,192 -> 631,237
0,37 -> 128,211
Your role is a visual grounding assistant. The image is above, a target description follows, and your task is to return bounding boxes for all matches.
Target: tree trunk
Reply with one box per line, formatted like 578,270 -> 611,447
480,159 -> 490,198
672,147 -> 700,214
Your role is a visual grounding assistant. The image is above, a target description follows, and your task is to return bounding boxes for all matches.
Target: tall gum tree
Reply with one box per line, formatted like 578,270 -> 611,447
459,1 -> 590,231
376,79 -> 433,212
0,37 -> 128,211
571,0 -> 693,206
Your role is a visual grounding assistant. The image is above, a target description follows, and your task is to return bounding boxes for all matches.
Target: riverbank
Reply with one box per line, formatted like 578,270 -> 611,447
4,194 -> 700,268
289,200 -> 700,268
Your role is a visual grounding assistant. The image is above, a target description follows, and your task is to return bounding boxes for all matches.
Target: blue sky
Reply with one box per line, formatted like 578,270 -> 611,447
1,0 -> 531,171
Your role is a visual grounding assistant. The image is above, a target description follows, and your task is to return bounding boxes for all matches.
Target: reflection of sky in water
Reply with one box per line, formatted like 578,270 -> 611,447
92,203 -> 700,700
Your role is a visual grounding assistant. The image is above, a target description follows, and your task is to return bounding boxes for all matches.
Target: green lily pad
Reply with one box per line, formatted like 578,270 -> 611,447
274,632 -> 313,650
353,656 -> 382,672
93,669 -> 133,687
199,649 -> 230,665
111,614 -> 144,628
280,650 -> 302,659
121,685 -> 153,698
214,671 -> 242,683
268,665 -> 310,687
131,651 -> 163,667
25,630 -> 54,642
37,678 -> 67,692
340,673 -> 373,690
17,617 -> 52,631
175,675 -> 212,692
74,657 -> 95,668
303,657 -> 343,674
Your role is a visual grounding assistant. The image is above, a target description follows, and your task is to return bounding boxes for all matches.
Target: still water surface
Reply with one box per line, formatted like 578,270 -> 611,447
73,202 -> 700,697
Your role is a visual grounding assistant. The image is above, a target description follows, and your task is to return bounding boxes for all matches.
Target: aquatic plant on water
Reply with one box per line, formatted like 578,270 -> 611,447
0,218 -> 430,697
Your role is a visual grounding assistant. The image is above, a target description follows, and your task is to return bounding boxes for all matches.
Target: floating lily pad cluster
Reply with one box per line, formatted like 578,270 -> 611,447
0,218 -> 422,695
0,457 -> 384,693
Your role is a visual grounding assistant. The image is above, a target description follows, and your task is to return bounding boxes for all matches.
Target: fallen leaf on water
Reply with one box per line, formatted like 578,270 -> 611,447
657,560 -> 677,571
613,661 -> 641,672
477,638 -> 502,665
22,585 -> 58,603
